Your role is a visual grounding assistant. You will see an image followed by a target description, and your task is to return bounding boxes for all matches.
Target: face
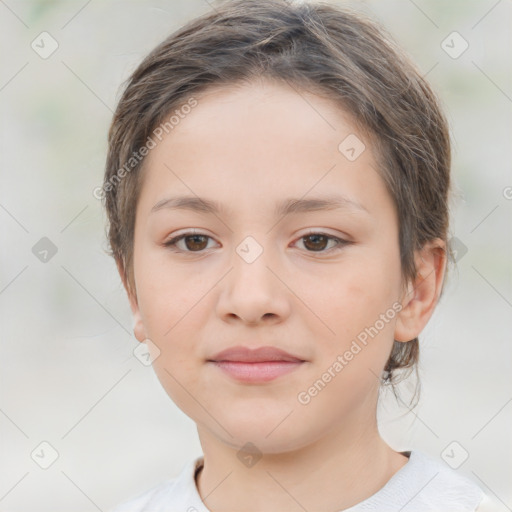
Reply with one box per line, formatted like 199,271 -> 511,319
127,79 -> 407,454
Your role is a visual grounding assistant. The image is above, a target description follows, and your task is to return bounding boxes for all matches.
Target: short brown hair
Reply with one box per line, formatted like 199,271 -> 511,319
102,0 -> 451,398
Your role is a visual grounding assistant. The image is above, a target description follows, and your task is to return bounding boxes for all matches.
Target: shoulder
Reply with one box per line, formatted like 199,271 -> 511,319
475,493 -> 500,512
345,450 -> 489,511
109,456 -> 205,512
384,450 -> 487,511
110,479 -> 177,512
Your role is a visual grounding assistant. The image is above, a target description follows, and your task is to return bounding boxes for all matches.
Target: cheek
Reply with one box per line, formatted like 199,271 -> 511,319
133,255 -> 210,371
316,257 -> 401,366
141,284 -> 204,410
135,251 -> 209,340
325,260 -> 398,321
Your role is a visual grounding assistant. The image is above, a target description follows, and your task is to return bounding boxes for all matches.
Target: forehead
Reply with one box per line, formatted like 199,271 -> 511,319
167,78 -> 364,147
137,79 -> 392,221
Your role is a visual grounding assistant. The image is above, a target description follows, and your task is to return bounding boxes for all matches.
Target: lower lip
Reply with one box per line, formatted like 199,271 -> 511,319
210,361 -> 304,383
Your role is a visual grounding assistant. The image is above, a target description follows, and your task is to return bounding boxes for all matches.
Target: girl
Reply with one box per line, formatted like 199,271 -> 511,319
103,1 -> 491,510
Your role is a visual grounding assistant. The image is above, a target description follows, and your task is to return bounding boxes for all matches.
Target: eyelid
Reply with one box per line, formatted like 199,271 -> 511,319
298,227 -> 351,241
292,229 -> 351,253
163,229 -> 218,250
163,229 -> 352,254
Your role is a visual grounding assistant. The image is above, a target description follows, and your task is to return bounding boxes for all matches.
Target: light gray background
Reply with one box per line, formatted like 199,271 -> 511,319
0,0 -> 511,511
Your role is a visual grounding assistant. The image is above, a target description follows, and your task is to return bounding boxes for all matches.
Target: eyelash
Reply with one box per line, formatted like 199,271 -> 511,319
163,231 -> 350,255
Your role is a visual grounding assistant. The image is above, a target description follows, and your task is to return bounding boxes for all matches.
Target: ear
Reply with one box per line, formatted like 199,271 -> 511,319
116,257 -> 146,343
394,238 -> 447,343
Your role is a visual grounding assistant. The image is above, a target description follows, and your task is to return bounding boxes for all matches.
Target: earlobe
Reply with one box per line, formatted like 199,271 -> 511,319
116,257 -> 147,344
394,239 -> 447,343
394,279 -> 422,343
127,290 -> 146,343
132,310 -> 147,343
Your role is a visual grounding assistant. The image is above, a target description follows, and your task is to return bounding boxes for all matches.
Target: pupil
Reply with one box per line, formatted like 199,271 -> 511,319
305,234 -> 327,251
186,235 -> 207,251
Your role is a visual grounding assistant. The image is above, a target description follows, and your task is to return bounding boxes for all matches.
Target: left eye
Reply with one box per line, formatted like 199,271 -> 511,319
295,233 -> 348,253
163,232 -> 349,253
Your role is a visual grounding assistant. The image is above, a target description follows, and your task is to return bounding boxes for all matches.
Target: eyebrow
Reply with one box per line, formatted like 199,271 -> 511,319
150,194 -> 369,218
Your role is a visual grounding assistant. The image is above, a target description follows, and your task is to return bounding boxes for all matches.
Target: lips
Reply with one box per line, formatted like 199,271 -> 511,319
207,345 -> 306,383
208,345 -> 304,363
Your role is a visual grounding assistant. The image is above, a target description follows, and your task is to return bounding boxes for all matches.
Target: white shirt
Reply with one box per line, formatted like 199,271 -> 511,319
111,450 -> 493,511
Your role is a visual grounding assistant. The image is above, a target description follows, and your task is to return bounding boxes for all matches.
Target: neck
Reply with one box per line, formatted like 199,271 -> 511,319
195,413 -> 408,512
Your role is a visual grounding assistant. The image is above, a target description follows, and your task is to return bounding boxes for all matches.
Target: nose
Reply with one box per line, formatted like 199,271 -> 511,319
215,242 -> 291,326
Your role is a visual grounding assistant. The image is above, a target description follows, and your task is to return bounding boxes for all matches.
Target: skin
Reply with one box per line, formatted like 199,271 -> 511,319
120,79 -> 446,512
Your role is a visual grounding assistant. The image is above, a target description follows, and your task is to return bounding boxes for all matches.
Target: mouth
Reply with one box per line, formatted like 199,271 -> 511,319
207,345 -> 306,383
209,360 -> 304,383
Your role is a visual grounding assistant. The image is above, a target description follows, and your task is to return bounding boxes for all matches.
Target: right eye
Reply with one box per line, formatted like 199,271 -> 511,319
163,232 -> 217,253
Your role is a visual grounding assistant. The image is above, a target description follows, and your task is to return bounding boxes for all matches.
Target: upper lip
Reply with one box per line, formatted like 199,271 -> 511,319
208,345 -> 305,363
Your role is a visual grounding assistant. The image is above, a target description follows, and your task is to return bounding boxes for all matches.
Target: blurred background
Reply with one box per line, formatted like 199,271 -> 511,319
0,0 -> 511,510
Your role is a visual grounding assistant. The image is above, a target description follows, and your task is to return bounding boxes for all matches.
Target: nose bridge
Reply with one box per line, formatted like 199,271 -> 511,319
231,234 -> 275,291
216,233 -> 290,324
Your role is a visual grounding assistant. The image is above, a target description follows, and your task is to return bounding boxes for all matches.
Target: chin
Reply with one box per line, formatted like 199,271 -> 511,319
222,432 -> 305,455
210,415 -> 311,455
